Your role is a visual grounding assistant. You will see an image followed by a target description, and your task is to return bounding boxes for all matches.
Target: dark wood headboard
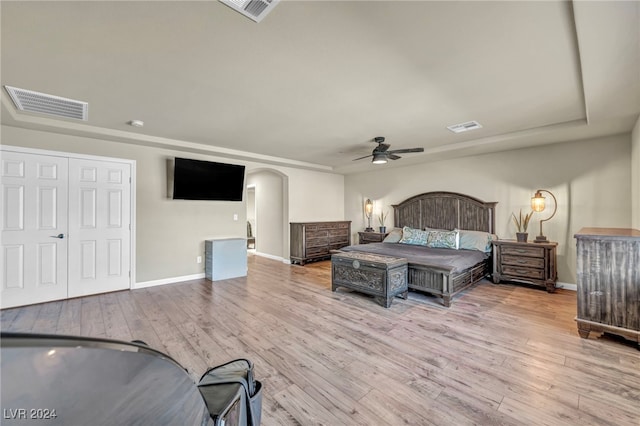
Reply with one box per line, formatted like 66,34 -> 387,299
392,191 -> 497,234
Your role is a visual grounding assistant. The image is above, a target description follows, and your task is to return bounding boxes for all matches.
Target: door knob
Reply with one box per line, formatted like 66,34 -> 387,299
50,234 -> 65,239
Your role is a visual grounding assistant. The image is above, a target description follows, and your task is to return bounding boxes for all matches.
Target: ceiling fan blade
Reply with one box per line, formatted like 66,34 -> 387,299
352,154 -> 373,161
375,143 -> 391,153
387,147 -> 424,154
388,154 -> 401,160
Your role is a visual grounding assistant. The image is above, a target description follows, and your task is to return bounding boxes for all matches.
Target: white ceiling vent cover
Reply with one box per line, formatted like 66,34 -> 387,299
219,0 -> 280,23
4,85 -> 88,121
447,120 -> 483,134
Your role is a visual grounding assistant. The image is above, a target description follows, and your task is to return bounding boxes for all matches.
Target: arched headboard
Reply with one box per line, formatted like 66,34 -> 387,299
392,191 -> 497,234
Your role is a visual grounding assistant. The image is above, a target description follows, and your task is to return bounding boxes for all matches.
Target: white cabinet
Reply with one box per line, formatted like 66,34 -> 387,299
205,238 -> 247,281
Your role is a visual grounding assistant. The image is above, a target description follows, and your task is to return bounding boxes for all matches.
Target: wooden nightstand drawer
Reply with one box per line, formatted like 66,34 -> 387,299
502,265 -> 545,280
501,245 -> 545,258
358,232 -> 388,244
502,255 -> 545,269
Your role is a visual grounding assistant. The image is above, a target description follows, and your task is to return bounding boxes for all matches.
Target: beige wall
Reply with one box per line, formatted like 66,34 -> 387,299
345,134 -> 632,284
2,125 -> 345,282
632,115 -> 640,229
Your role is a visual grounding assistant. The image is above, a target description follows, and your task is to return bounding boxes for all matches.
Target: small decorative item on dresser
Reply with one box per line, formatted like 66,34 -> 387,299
511,209 -> 534,242
378,210 -> 388,234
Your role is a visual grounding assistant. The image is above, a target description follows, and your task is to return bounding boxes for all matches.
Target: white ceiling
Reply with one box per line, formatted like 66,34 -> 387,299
1,1 -> 639,174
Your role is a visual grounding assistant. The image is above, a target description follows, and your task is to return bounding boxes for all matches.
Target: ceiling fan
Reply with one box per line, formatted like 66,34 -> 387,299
353,137 -> 425,164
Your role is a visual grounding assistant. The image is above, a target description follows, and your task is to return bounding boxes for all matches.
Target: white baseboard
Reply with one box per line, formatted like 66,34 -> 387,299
135,273 -> 205,289
253,251 -> 289,263
555,281 -> 577,291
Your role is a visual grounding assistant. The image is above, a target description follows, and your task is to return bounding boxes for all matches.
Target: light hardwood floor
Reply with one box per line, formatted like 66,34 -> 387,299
2,254 -> 639,425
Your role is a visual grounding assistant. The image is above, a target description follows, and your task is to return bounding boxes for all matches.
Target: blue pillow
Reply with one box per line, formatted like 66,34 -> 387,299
398,226 -> 429,246
426,230 -> 459,249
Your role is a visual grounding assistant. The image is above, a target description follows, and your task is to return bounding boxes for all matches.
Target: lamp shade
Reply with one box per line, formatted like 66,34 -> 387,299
531,189 -> 557,243
531,191 -> 546,212
365,199 -> 373,215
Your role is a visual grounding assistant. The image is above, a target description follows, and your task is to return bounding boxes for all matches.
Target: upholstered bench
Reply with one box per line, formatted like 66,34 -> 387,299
331,251 -> 408,308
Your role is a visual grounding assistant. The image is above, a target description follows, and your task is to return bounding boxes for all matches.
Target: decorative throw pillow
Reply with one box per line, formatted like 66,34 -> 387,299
383,227 -> 403,243
427,230 -> 459,249
456,229 -> 493,252
398,226 -> 429,246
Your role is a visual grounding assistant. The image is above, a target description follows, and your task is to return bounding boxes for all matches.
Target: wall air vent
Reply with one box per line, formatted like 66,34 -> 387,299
447,120 -> 483,134
219,0 -> 280,23
4,85 -> 88,121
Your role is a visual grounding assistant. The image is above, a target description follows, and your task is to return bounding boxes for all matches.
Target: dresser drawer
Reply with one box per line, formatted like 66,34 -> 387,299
501,245 -> 545,258
329,228 -> 349,237
306,229 -> 327,238
502,265 -> 545,280
317,222 -> 349,230
306,236 -> 328,247
306,246 -> 329,256
502,255 -> 544,269
329,235 -> 348,244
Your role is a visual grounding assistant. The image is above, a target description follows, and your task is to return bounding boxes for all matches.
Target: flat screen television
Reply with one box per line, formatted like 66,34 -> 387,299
172,157 -> 245,201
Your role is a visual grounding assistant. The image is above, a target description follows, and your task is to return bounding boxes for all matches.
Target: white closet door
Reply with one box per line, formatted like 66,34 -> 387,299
1,152 -> 69,309
68,159 -> 131,298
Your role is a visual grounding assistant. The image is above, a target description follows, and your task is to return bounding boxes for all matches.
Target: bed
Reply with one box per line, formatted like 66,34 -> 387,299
340,191 -> 497,307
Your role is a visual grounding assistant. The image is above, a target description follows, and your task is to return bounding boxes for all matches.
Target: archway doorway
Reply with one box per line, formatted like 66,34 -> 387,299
245,169 -> 289,261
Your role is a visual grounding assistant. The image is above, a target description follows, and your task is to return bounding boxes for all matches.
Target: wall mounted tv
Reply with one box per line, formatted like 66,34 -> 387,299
172,157 -> 245,201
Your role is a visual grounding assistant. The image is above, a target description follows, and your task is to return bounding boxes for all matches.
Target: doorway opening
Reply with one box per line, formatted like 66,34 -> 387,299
245,169 -> 289,262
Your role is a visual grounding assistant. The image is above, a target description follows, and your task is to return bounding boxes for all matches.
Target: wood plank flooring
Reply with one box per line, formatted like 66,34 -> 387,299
2,254 -> 639,425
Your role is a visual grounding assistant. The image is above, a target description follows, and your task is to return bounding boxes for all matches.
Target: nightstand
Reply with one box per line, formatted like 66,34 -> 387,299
358,231 -> 388,244
492,240 -> 557,292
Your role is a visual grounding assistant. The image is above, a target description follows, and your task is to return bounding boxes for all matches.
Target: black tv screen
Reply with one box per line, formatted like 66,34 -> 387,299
172,158 -> 245,201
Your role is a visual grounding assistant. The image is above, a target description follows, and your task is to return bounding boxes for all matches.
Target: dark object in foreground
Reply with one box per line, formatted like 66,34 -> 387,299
0,332 -> 262,425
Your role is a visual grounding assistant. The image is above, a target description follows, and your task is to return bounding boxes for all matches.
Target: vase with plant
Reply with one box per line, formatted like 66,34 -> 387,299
512,209 -> 534,242
378,210 -> 388,234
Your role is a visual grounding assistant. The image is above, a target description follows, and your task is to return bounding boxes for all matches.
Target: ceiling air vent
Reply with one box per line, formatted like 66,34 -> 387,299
4,86 -> 88,121
219,0 -> 280,23
447,120 -> 482,134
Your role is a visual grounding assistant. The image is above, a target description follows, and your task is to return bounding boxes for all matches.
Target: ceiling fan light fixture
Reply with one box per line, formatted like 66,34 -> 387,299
372,153 -> 387,164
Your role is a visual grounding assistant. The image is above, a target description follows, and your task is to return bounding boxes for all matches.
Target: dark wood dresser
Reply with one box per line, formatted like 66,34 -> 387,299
358,231 -> 388,244
290,221 -> 351,265
574,227 -> 640,346
492,240 -> 557,292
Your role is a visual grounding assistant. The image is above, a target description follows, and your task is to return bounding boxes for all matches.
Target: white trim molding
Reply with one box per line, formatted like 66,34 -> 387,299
555,281 -> 577,291
135,273 -> 205,289
253,251 -> 289,263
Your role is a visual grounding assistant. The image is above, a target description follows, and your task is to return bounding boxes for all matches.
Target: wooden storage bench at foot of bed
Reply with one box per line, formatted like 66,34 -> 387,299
331,251 -> 408,308
407,260 -> 490,307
